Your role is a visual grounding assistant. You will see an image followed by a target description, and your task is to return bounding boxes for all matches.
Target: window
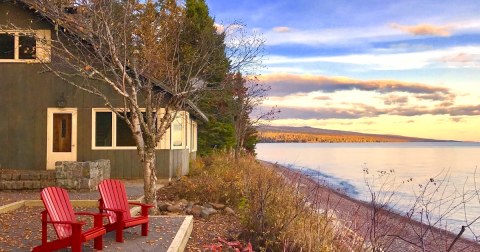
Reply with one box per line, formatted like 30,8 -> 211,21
191,121 -> 197,152
95,112 -> 112,147
0,30 -> 51,62
116,113 -> 136,147
185,112 -> 191,149
0,33 -> 15,59
157,109 -> 171,149
92,109 -> 164,149
19,35 -> 36,59
171,114 -> 184,148
92,109 -> 137,149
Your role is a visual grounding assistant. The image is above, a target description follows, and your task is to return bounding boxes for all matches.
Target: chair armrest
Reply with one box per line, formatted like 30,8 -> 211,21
75,212 -> 109,227
129,202 -> 154,208
75,212 -> 110,217
129,202 -> 153,217
45,220 -> 85,226
99,207 -> 127,213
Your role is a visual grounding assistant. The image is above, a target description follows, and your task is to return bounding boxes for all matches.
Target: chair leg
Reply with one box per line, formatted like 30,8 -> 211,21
116,226 -> 124,243
72,243 -> 82,252
94,236 -> 103,250
141,222 -> 148,236
72,224 -> 82,252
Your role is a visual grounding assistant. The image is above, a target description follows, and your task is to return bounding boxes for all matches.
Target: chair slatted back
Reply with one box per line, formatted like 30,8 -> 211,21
40,187 -> 76,239
98,179 -> 132,223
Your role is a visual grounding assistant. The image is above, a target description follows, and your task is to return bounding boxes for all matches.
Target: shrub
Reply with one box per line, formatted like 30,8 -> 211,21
177,152 -> 337,251
177,151 -> 244,205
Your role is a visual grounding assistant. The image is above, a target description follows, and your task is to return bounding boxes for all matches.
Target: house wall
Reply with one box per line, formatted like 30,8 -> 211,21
0,2 -> 194,179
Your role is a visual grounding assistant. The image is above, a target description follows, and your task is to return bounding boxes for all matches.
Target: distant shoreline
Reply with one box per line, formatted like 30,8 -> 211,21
261,160 -> 480,251
257,125 -> 465,143
258,139 -> 460,143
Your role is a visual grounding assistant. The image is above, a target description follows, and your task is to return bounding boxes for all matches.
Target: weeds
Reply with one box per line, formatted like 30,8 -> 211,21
176,151 -> 338,251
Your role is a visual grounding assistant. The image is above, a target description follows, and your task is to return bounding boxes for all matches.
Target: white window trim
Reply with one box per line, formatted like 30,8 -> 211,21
0,30 -> 51,63
92,108 -> 118,150
92,108 -> 150,150
92,108 -> 188,150
156,108 -> 171,150
186,112 -> 191,150
191,120 -> 198,152
171,111 -> 187,150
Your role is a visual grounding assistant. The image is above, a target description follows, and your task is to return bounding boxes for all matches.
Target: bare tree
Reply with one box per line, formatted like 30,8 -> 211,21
11,0 -> 261,209
227,73 -> 278,160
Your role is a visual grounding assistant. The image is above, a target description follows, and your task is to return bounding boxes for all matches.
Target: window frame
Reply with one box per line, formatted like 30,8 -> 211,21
191,120 -> 198,152
185,112 -> 191,150
0,30 -> 51,63
92,108 -> 145,150
92,108 -> 183,150
170,111 -> 187,150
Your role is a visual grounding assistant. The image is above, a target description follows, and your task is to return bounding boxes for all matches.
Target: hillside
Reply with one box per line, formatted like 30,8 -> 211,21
257,126 -> 447,143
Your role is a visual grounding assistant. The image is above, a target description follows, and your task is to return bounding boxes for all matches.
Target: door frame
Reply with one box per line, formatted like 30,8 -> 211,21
46,108 -> 78,170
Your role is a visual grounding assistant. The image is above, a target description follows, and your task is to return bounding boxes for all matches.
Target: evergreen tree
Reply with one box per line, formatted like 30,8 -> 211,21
183,0 -> 236,155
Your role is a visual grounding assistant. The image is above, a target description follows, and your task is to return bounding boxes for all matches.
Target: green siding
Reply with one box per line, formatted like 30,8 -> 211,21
0,2 -> 192,178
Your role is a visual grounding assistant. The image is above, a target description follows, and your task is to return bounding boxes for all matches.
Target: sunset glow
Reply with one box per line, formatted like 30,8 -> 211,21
206,0 -> 480,141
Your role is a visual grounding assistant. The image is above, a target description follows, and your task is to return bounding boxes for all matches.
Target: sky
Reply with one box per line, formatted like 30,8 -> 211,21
205,0 -> 480,141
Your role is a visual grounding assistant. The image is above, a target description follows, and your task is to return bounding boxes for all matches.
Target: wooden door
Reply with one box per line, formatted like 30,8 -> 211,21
53,114 -> 72,152
47,108 -> 77,170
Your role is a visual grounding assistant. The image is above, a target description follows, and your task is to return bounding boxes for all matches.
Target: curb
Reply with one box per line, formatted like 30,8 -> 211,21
167,215 -> 193,252
0,198 -> 143,214
0,200 -> 25,214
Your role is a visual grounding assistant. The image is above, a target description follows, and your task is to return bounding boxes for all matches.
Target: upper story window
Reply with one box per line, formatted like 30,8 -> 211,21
0,30 -> 51,63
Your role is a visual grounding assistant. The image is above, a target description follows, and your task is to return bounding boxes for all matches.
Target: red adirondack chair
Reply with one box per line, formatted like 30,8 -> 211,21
98,179 -> 154,242
32,187 -> 108,252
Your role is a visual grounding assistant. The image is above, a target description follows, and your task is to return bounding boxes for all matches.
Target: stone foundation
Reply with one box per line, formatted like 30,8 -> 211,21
55,159 -> 110,191
0,170 -> 56,190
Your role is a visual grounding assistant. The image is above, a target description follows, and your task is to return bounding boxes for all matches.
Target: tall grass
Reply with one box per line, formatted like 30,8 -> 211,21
176,152 -> 338,251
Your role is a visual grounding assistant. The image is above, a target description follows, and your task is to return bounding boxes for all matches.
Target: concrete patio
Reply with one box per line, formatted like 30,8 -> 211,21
0,181 -> 193,252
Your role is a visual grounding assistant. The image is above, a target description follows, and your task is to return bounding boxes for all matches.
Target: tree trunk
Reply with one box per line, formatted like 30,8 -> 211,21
143,148 -> 158,212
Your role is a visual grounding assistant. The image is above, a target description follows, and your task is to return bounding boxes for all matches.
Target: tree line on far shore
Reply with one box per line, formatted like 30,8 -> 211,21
257,131 -> 411,143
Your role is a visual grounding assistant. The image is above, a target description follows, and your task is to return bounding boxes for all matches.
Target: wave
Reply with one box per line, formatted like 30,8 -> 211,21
282,163 -> 359,196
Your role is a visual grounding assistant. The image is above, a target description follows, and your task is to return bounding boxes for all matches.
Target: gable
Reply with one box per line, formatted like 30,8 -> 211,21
0,1 -> 52,30
0,1 -> 52,63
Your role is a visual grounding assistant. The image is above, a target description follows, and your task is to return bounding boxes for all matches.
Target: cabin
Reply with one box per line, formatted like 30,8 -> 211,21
0,1 -> 202,179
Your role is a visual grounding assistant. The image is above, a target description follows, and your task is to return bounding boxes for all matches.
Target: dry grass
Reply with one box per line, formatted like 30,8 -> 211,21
176,152 -> 338,251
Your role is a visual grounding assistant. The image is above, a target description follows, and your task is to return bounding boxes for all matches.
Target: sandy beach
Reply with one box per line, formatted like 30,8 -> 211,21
261,160 -> 480,252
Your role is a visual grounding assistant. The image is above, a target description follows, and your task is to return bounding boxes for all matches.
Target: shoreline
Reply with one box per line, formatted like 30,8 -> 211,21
260,160 -> 480,251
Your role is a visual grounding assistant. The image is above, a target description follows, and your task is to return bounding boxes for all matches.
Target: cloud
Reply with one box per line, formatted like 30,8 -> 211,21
274,103 -> 480,120
451,117 -> 464,122
276,105 -> 382,120
260,73 -> 451,96
415,93 -> 449,101
440,53 -> 474,63
272,26 -> 292,33
314,95 -> 331,100
214,23 -> 225,34
390,23 -> 452,37
267,45 -> 480,71
263,25 -> 400,46
383,95 -> 409,105
438,53 -> 480,68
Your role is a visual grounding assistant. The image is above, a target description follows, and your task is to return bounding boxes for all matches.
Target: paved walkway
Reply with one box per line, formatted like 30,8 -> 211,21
0,180 -> 193,252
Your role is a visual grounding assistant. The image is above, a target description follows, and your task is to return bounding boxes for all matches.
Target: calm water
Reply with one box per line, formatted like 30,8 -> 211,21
256,142 -> 480,235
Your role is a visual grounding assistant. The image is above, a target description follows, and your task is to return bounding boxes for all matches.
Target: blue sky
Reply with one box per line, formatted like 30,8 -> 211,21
206,0 -> 480,141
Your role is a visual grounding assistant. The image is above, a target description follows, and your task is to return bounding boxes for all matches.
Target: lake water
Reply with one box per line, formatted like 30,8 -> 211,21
256,142 -> 480,235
